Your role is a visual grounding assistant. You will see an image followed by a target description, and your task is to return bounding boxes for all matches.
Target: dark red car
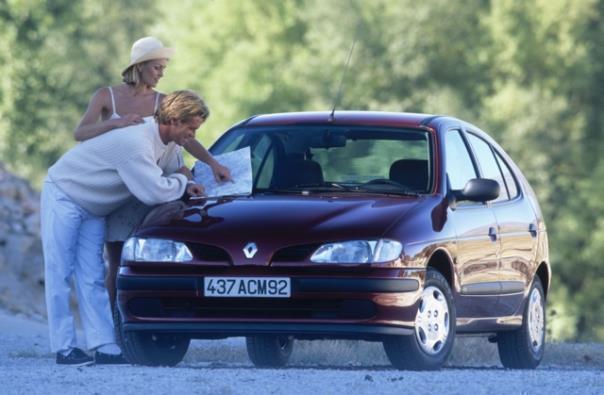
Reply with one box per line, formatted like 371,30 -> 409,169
115,111 -> 550,370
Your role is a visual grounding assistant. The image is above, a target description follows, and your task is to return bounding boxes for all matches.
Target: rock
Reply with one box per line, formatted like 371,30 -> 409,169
0,162 -> 45,317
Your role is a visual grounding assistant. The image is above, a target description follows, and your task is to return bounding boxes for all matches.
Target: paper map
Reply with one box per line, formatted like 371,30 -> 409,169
193,146 -> 252,198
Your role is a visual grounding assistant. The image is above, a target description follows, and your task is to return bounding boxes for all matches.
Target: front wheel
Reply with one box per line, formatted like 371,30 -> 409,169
383,269 -> 456,370
246,336 -> 294,367
121,330 -> 190,367
497,277 -> 545,369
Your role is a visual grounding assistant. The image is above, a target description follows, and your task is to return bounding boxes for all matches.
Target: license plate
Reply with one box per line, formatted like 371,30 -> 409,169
203,277 -> 291,298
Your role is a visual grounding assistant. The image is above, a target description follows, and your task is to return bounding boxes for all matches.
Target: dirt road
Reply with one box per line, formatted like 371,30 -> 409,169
1,309 -> 602,395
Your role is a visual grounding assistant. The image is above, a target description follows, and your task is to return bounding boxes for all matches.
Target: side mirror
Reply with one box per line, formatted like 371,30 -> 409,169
454,178 -> 500,203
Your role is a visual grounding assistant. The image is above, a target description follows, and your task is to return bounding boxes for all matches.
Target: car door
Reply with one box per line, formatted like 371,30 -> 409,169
444,129 -> 500,318
465,133 -> 537,317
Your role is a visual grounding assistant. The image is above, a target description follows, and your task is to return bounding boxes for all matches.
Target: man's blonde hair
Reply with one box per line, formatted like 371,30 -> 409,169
155,90 -> 210,124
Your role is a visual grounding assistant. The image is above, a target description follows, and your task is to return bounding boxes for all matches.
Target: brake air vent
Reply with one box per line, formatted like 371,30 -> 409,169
271,244 -> 320,262
185,243 -> 231,262
128,297 -> 377,320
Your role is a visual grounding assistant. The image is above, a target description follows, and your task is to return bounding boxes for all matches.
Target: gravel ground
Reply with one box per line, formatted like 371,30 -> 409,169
1,309 -> 602,395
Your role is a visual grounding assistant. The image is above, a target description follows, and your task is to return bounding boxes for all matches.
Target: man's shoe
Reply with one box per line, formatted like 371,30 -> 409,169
94,351 -> 128,365
56,348 -> 94,366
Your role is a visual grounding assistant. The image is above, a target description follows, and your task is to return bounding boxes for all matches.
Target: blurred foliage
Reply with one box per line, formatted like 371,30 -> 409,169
0,0 -> 156,185
1,0 -> 603,340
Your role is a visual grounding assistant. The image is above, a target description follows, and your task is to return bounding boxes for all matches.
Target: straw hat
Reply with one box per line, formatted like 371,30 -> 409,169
122,36 -> 175,75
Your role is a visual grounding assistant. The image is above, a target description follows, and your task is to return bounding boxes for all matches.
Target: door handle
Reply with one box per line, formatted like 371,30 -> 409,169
529,223 -> 538,238
488,227 -> 498,242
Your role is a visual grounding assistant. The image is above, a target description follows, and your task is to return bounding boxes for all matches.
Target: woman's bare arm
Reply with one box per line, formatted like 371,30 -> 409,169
73,88 -> 143,141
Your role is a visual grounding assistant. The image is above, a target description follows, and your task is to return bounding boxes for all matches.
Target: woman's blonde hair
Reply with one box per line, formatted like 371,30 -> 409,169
155,90 -> 210,124
121,64 -> 143,85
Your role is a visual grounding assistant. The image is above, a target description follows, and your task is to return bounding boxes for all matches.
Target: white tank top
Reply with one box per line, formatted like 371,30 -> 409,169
107,86 -> 160,120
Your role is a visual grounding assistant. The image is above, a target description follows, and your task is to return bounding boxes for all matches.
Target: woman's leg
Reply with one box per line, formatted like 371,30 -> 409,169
105,241 -> 124,311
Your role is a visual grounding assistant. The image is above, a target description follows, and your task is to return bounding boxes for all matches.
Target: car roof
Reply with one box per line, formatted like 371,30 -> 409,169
242,111 -> 442,129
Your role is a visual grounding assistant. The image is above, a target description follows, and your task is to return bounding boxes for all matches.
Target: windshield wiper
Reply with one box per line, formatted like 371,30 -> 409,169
258,182 -> 421,197
357,180 -> 421,197
347,186 -> 418,197
259,183 -> 354,194
290,182 -> 353,191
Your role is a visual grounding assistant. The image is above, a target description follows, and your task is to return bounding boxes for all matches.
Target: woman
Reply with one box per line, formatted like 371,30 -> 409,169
75,36 -> 230,309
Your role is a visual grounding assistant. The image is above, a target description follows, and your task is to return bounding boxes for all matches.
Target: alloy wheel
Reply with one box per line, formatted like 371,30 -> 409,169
414,285 -> 450,355
527,287 -> 544,352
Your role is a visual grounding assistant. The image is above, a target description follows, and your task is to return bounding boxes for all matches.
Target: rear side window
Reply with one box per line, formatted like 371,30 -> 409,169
494,150 -> 519,199
466,133 -> 508,203
445,130 -> 477,190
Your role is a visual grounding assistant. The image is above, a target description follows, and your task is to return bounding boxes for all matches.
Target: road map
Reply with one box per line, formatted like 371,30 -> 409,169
193,146 -> 252,198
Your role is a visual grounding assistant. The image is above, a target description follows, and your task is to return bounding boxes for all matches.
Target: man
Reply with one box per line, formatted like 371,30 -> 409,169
41,90 -> 206,365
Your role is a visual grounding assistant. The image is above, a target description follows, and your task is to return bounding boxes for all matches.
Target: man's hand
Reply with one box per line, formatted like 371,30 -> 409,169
176,166 -> 194,180
211,162 -> 232,183
186,183 -> 205,197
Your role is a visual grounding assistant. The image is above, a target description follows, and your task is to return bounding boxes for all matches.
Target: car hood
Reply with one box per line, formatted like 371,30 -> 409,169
136,194 -> 421,264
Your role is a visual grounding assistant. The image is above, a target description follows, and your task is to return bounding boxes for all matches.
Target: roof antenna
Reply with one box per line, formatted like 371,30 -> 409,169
329,38 -> 357,122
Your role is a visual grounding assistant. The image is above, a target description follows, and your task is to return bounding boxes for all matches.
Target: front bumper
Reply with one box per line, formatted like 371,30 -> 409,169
116,268 -> 423,340
117,276 -> 419,293
121,322 -> 414,339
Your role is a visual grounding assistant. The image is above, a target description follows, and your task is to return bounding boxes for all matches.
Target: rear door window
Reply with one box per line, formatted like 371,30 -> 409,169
494,150 -> 519,199
466,133 -> 508,203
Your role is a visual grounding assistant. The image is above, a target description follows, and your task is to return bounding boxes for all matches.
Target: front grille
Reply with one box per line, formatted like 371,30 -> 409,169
128,298 -> 376,320
272,244 -> 320,262
186,243 -> 231,262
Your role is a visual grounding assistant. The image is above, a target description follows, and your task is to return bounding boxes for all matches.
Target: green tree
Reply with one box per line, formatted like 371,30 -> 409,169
156,0 -> 492,151
480,0 -> 602,339
154,0 -> 310,146
0,0 -> 156,186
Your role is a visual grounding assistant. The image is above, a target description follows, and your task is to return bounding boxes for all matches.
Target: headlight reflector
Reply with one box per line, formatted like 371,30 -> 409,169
122,237 -> 193,262
310,239 -> 402,264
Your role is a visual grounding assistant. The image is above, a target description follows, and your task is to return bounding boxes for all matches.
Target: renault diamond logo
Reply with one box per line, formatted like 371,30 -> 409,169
243,242 -> 258,259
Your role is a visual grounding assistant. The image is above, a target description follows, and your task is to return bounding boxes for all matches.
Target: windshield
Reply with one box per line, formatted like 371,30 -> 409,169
211,126 -> 433,195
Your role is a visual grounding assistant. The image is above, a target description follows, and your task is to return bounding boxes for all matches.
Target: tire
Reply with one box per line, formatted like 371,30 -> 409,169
118,311 -> 190,367
497,277 -> 545,369
246,336 -> 294,367
383,269 -> 456,370
112,305 -> 124,349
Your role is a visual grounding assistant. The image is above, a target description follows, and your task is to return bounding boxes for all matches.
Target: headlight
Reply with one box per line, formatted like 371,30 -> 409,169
310,239 -> 402,264
122,237 -> 193,262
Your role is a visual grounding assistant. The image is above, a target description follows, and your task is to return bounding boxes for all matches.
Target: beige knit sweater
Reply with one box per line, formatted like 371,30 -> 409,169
47,119 -> 187,216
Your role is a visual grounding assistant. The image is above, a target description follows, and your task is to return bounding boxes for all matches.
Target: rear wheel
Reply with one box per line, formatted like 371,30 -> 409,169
383,269 -> 455,370
119,323 -> 190,366
497,277 -> 545,369
246,336 -> 294,367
